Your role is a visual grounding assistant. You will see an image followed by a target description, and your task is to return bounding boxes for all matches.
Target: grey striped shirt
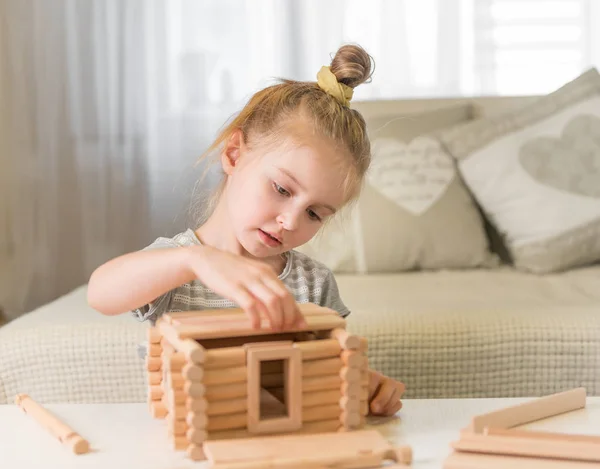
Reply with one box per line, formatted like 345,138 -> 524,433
132,229 -> 350,323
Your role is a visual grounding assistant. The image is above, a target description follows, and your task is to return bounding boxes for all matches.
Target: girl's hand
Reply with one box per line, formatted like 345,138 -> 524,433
368,369 -> 405,416
185,245 -> 306,331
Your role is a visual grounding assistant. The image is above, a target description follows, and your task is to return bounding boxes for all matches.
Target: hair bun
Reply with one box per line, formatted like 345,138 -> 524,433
329,44 -> 374,89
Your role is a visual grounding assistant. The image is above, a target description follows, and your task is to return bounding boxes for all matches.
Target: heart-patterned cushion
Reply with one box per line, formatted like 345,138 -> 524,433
520,114 -> 600,199
439,67 -> 600,274
369,137 -> 456,215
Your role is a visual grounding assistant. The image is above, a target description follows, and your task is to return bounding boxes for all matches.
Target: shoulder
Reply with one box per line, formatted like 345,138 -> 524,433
284,250 -> 350,318
143,229 -> 201,250
286,249 -> 336,282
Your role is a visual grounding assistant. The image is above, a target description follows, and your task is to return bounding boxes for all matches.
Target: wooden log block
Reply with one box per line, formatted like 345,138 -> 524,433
169,352 -> 186,372
187,444 -> 206,461
151,401 -> 167,419
454,431 -> 600,462
360,400 -> 369,416
339,367 -> 361,382
303,375 -> 342,392
205,383 -> 247,401
184,381 -> 205,398
182,363 -> 203,381
177,314 -> 345,339
207,397 -> 247,416
339,396 -> 360,412
186,397 -> 208,413
148,385 -> 163,400
443,451 -> 597,469
204,366 -> 247,386
303,404 -> 342,422
14,394 -> 90,455
148,371 -> 162,385
168,419 -> 188,435
204,347 -> 246,369
303,390 -> 342,408
158,321 -> 205,364
298,419 -> 342,434
340,410 -> 361,428
294,339 -> 342,360
171,405 -> 188,419
186,412 -> 208,429
186,428 -> 208,445
178,339 -> 204,364
147,327 -> 161,344
207,412 -> 247,431
471,387 -> 587,433
329,328 -> 360,350
145,356 -> 161,372
168,389 -> 188,406
340,350 -> 364,368
485,427 -> 600,444
148,343 -> 162,357
171,435 -> 188,451
168,372 -> 185,388
303,358 -> 343,377
340,382 -> 369,400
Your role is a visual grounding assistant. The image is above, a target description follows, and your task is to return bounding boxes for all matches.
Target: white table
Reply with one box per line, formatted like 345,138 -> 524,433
1,397 -> 599,469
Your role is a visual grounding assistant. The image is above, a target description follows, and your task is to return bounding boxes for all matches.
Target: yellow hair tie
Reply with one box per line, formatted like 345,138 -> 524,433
316,66 -> 354,107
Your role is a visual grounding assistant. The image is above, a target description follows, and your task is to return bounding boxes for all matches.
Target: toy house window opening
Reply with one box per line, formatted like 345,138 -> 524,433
247,345 -> 302,434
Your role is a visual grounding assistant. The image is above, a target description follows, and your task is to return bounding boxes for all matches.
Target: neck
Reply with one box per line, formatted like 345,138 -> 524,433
195,193 -> 247,256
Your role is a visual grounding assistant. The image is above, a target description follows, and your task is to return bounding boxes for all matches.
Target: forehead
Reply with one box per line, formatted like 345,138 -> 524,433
262,138 -> 351,205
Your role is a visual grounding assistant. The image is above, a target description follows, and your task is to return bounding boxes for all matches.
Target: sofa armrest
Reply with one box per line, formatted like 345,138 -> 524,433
0,321 -> 148,404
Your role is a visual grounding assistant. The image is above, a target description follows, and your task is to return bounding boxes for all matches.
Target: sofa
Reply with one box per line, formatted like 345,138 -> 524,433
1,69 -> 599,404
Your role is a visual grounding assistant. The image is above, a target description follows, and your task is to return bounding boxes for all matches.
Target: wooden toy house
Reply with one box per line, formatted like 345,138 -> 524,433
145,303 -> 370,461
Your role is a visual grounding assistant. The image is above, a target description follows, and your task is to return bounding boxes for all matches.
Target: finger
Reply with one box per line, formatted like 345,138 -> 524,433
380,385 -> 403,416
368,370 -> 382,401
234,285 -> 262,329
246,281 -> 284,331
386,399 -> 403,416
261,276 -> 299,330
370,379 -> 396,415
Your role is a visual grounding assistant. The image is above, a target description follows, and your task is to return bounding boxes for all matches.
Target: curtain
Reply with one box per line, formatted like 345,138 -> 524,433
0,0 -> 597,320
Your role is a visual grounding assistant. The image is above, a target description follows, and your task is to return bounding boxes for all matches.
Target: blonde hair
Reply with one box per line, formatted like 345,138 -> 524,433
193,44 -> 374,222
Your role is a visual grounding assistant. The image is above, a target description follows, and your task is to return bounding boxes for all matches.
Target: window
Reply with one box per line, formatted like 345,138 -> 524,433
246,343 -> 302,434
469,0 -> 593,95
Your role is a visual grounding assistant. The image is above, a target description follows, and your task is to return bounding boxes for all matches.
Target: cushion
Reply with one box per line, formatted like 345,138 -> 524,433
440,68 -> 600,274
298,104 -> 498,272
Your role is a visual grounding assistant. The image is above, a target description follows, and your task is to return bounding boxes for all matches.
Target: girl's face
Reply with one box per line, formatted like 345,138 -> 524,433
224,134 -> 349,258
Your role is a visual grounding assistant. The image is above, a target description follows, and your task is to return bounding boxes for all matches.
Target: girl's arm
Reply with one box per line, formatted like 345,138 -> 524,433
87,246 -> 198,316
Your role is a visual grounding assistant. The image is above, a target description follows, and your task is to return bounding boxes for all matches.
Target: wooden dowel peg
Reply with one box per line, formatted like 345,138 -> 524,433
15,394 -> 90,454
329,328 -> 361,350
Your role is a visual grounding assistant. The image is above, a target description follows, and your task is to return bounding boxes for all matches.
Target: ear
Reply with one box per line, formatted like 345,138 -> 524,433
221,129 -> 245,176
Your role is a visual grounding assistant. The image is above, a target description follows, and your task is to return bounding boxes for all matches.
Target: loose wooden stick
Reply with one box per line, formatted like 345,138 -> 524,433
444,451 -> 599,469
207,445 -> 412,469
484,427 -> 600,444
15,394 -> 90,454
471,387 -> 587,433
453,432 -> 600,462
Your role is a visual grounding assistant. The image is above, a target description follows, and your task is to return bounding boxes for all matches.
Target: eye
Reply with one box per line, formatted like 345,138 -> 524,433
307,209 -> 322,222
273,182 -> 290,197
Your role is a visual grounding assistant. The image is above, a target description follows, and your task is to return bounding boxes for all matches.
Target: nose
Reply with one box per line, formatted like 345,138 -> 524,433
276,211 -> 299,231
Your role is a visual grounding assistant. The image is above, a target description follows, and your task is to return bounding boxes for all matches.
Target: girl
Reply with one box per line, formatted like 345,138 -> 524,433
88,44 -> 405,417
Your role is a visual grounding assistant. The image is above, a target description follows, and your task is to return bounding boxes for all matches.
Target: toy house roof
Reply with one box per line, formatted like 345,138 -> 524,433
162,303 -> 346,341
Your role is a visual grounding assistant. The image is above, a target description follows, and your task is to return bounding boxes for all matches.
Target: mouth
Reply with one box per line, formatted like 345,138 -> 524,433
259,229 -> 282,246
